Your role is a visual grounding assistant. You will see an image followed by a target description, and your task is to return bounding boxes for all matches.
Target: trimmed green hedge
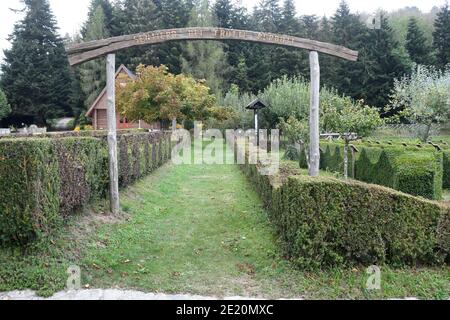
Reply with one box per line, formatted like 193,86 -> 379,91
300,142 -> 444,200
239,144 -> 449,269
273,176 -> 449,269
0,132 -> 171,245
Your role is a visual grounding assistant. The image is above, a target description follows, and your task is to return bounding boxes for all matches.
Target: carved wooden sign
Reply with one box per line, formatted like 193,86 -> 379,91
66,27 -> 358,66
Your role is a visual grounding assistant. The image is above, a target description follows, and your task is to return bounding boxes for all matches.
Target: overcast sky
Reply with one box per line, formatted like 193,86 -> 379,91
0,0 -> 447,62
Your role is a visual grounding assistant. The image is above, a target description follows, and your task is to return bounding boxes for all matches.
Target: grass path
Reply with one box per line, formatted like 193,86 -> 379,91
1,152 -> 449,299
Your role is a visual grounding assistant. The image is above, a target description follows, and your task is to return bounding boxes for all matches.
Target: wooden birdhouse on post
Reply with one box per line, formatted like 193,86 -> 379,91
246,99 -> 267,147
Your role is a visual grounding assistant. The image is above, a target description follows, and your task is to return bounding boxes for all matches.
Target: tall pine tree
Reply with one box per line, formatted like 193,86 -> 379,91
79,4 -> 110,108
81,0 -> 117,36
247,0 -> 284,92
118,0 -> 161,69
276,0 -> 305,80
433,2 -> 450,69
330,1 -> 367,100
361,12 -> 411,108
1,0 -> 75,126
181,0 -> 229,95
153,0 -> 192,73
406,17 -> 433,65
213,0 -> 251,90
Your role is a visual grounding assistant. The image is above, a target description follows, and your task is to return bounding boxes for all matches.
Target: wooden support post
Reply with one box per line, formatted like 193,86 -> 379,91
106,54 -> 120,214
309,51 -> 320,177
172,118 -> 177,131
255,110 -> 259,147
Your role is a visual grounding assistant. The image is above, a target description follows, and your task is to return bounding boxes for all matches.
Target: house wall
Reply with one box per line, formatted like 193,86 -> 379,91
94,108 -> 160,131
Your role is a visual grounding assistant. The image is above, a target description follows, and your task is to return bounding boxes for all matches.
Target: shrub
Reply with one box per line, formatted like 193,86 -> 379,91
274,176 -> 449,269
304,142 -> 444,200
0,139 -> 61,245
0,132 -> 171,246
238,145 -> 449,269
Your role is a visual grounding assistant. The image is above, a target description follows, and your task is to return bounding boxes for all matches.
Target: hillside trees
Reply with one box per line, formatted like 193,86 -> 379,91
181,0 -> 229,95
79,4 -> 110,108
406,17 -> 433,65
433,2 -> 450,69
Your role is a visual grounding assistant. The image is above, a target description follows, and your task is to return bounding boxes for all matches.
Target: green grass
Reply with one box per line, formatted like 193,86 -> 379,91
0,145 -> 449,299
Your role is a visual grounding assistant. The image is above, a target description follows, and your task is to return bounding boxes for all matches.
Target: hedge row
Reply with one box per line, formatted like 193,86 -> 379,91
239,144 -> 449,269
0,132 -> 171,245
359,140 -> 450,190
300,142 -> 443,200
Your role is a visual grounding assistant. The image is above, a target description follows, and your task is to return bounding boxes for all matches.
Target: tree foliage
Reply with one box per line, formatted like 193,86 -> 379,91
321,99 -> 384,138
389,65 -> 450,141
406,17 -> 433,65
433,2 -> 450,69
181,0 -> 229,95
0,0 -> 75,126
79,4 -> 109,108
0,88 -> 11,122
116,65 -> 219,124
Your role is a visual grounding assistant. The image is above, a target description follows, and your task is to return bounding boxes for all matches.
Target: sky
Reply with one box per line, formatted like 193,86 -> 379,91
0,0 -> 447,62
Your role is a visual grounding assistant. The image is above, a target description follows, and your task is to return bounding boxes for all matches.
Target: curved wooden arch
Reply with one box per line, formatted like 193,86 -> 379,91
66,27 -> 358,66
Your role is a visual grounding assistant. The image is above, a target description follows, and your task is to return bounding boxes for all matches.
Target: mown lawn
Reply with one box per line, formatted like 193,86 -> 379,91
0,146 -> 449,299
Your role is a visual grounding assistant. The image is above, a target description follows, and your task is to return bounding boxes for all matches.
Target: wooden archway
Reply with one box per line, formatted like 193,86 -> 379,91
66,28 -> 358,214
66,27 -> 358,65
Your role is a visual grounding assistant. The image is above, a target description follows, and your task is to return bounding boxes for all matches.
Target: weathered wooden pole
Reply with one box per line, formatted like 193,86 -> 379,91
106,54 -> 120,214
172,118 -> 177,131
309,51 -> 320,177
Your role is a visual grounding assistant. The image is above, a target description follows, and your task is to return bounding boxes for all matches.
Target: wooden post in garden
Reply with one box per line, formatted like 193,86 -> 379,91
106,53 -> 120,214
309,51 -> 320,177
172,118 -> 177,131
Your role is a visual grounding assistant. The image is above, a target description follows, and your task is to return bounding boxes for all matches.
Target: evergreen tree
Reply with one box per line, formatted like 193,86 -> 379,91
79,5 -> 110,108
214,0 -> 251,90
0,87 -> 11,122
214,0 -> 234,29
234,54 -> 251,92
433,2 -> 450,69
0,0 -> 75,126
276,0 -> 305,80
119,0 -> 161,69
181,0 -> 229,95
280,0 -> 299,34
154,0 -> 192,73
301,15 -> 320,39
253,0 -> 282,33
247,0 -> 284,92
406,17 -> 433,65
82,0 -> 117,36
361,12 -> 411,108
318,16 -> 334,87
330,1 -> 368,100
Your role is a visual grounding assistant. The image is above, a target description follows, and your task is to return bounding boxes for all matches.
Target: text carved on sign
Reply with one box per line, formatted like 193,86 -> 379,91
66,28 -> 359,66
133,28 -> 296,46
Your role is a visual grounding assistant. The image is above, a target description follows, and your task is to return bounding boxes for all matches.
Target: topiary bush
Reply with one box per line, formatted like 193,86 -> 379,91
305,142 -> 444,200
273,176 -> 448,269
236,139 -> 449,269
237,143 -> 449,269
0,132 -> 172,246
